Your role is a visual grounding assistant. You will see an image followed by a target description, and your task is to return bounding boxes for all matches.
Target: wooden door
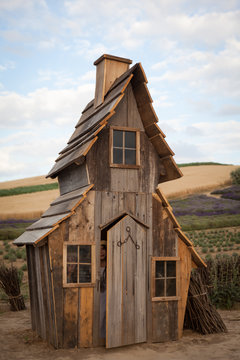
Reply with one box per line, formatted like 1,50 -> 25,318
106,215 -> 147,348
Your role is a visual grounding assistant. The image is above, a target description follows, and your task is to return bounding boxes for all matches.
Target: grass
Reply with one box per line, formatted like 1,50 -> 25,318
177,162 -> 231,167
0,183 -> 58,197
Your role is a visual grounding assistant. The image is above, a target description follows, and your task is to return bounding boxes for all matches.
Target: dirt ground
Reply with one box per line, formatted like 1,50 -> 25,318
0,304 -> 240,360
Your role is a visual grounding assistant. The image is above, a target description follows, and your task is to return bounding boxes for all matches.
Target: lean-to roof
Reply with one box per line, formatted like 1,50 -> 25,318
13,184 -> 93,246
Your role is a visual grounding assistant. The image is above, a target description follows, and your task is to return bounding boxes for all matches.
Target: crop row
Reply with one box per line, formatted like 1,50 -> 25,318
186,228 -> 240,256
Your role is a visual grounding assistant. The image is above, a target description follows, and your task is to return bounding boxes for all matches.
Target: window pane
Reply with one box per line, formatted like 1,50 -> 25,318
79,245 -> 91,263
125,149 -> 136,165
79,264 -> 91,283
67,245 -> 78,262
125,131 -> 136,148
67,264 -> 77,283
113,130 -> 123,147
156,261 -> 164,278
167,261 -> 176,277
113,148 -> 123,164
155,279 -> 164,297
166,279 -> 176,296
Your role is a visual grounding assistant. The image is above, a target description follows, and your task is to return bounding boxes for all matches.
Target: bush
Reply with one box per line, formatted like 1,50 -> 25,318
21,263 -> 27,272
231,168 -> 240,184
205,255 -> 240,309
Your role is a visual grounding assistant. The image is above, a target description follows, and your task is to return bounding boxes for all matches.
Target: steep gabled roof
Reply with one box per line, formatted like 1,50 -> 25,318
47,63 -> 182,182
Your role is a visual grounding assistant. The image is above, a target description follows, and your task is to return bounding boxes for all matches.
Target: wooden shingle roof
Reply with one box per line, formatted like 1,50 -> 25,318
47,63 -> 182,181
13,184 -> 93,246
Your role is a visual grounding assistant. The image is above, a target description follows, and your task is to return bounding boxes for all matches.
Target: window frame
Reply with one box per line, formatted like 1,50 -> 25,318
109,126 -> 140,168
151,257 -> 180,302
63,242 -> 96,288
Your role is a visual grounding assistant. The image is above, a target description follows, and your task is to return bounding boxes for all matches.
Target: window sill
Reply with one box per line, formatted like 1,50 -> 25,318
110,164 -> 140,169
152,296 -> 181,302
63,283 -> 95,288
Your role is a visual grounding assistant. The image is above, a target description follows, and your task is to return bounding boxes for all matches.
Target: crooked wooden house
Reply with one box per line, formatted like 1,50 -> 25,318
14,54 -> 205,349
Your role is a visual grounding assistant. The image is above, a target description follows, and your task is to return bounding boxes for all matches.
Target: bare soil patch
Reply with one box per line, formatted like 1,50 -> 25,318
0,305 -> 239,360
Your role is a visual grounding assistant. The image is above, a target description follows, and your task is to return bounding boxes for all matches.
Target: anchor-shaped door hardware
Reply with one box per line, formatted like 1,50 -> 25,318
117,226 -> 140,250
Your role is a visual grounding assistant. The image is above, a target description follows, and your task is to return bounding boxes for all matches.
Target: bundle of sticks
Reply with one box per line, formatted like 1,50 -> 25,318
0,264 -> 26,311
184,270 -> 227,334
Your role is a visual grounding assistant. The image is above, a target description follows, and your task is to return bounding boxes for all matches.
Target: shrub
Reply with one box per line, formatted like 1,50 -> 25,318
231,168 -> 240,184
205,255 -> 240,309
16,249 -> 23,259
21,263 -> 27,272
8,254 -> 17,262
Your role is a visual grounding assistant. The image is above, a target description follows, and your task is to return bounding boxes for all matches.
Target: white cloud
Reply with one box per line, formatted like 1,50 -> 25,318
0,84 -> 94,128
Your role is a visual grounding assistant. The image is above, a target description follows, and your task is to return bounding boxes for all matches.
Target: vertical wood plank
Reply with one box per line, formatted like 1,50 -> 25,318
178,238 -> 192,338
63,288 -> 78,348
39,246 -> 50,342
168,301 -> 178,340
79,287 -> 93,347
26,246 -> 37,332
106,222 -> 123,348
34,247 -> 46,340
146,193 -> 153,341
122,220 -> 135,346
93,190 -> 101,346
152,194 -> 163,257
152,302 -> 169,342
134,220 -> 147,343
48,227 -> 64,347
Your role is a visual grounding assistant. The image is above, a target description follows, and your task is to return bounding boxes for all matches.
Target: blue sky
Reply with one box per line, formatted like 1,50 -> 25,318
0,0 -> 240,181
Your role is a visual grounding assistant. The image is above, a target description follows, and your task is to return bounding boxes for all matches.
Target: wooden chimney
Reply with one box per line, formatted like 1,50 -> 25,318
94,54 -> 132,108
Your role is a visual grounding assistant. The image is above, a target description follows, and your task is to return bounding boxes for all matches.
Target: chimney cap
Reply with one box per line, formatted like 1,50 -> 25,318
94,54 -> 132,66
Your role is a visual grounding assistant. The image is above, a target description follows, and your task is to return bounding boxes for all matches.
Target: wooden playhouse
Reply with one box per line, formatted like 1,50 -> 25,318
14,54 -> 206,349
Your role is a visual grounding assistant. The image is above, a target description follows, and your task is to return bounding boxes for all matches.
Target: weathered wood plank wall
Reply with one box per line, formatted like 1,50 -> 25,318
151,194 -> 179,342
26,244 -> 58,347
86,84 -> 162,194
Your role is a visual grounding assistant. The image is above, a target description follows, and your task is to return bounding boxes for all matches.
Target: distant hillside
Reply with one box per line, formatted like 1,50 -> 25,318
0,164 -> 239,219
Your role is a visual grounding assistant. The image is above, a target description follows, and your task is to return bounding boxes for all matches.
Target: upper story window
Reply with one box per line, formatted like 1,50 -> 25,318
151,257 -> 180,301
110,127 -> 140,168
63,244 -> 95,287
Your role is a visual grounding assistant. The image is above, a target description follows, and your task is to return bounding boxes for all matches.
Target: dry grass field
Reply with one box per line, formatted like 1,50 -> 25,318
0,165 -> 238,219
159,164 -> 238,199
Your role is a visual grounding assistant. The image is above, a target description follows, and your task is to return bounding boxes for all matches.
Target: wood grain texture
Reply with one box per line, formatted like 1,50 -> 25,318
152,300 -> 178,342
63,288 -> 78,348
178,238 -> 192,338
68,190 -> 95,243
106,221 -> 122,348
79,287 -> 93,347
48,226 -> 64,347
26,246 -> 37,332
34,247 -> 46,340
106,215 -> 147,348
58,163 -> 89,195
